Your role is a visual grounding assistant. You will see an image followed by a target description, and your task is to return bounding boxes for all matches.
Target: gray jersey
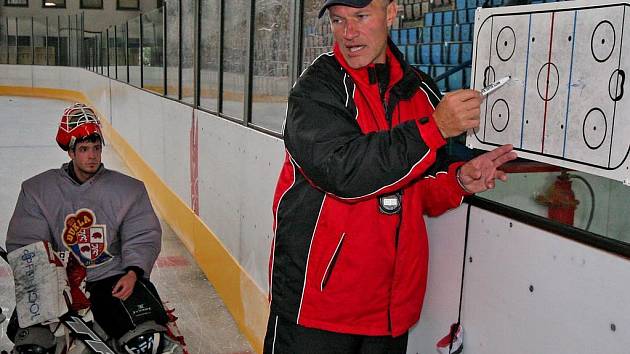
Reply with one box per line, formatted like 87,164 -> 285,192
6,163 -> 161,281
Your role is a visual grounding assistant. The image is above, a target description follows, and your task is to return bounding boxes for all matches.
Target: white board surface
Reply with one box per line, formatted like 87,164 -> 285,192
468,0 -> 630,185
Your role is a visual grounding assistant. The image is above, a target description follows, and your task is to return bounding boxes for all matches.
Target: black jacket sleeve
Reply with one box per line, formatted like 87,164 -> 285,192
284,62 -> 446,200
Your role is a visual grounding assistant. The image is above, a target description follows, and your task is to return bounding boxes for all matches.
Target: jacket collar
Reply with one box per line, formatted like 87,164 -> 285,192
62,162 -> 106,185
333,38 -> 423,100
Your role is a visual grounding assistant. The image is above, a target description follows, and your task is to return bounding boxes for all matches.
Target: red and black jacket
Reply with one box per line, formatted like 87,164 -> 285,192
269,40 -> 470,337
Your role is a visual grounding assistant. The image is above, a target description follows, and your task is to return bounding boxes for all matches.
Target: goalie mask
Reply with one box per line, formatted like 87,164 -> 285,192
56,103 -> 103,151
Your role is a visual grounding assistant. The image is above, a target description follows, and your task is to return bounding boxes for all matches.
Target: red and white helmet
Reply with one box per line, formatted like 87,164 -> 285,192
56,103 -> 103,151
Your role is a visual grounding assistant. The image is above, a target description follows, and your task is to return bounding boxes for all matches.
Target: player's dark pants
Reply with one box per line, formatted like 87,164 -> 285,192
263,311 -> 408,354
87,274 -> 169,339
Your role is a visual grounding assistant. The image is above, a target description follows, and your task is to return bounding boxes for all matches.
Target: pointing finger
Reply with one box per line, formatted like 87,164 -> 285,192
495,170 -> 508,181
493,151 -> 518,167
483,144 -> 513,161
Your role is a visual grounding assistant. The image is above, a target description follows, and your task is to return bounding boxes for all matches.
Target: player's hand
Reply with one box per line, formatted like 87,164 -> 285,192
458,144 -> 517,193
112,271 -> 137,300
433,89 -> 482,138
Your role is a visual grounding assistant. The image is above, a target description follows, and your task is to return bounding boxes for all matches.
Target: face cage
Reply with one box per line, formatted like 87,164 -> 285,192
60,104 -> 100,134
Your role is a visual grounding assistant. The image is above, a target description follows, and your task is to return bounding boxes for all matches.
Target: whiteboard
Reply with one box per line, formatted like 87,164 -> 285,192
467,0 -> 630,185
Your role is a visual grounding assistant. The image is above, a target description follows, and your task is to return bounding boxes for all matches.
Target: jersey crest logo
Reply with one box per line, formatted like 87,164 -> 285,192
62,209 -> 112,268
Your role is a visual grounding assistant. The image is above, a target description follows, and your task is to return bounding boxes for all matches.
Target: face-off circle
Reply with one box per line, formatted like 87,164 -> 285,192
537,63 -> 559,102
491,99 -> 510,133
591,20 -> 616,63
582,108 -> 608,150
496,26 -> 516,62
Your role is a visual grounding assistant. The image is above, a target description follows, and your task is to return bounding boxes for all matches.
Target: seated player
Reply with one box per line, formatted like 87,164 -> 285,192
5,103 -> 181,354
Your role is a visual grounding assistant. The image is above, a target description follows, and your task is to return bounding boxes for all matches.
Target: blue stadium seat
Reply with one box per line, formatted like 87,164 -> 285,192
390,29 -> 399,45
432,26 -> 443,42
462,42 -> 473,61
443,11 -> 454,25
443,25 -> 454,42
466,0 -> 477,8
425,12 -> 434,26
431,43 -> 443,64
452,24 -> 461,41
418,65 -> 431,76
461,23 -> 472,41
447,70 -> 464,90
433,11 -> 443,25
399,29 -> 408,45
464,66 -> 472,88
420,44 -> 431,64
397,45 -> 406,58
467,8 -> 476,22
408,28 -> 418,44
456,0 -> 467,9
406,45 -> 417,64
422,27 -> 431,43
447,43 -> 461,64
457,9 -> 468,23
434,66 -> 447,91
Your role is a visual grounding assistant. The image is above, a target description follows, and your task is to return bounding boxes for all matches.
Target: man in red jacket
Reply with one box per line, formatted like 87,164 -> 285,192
265,0 -> 517,352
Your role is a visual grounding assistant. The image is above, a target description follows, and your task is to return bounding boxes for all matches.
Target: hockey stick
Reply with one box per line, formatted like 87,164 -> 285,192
0,246 -> 116,354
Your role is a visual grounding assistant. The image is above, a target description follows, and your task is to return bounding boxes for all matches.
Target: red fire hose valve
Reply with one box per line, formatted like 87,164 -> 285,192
534,171 -> 579,226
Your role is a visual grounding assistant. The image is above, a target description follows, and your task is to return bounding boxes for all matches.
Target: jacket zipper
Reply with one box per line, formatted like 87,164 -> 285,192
383,97 -> 390,127
381,74 -> 401,333
388,201 -> 403,333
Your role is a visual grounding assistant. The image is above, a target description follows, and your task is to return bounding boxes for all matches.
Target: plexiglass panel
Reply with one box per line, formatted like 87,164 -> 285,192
116,24 -> 128,82
1,18 -> 9,64
108,27 -> 116,78
165,0 -> 179,99
128,17 -> 141,86
17,17 -> 31,64
7,18 -> 16,64
142,8 -> 164,94
33,17 -> 47,65
58,16 -> 70,66
48,16 -> 59,66
301,0 -> 333,70
83,32 -> 97,72
68,15 -> 77,67
199,0 -> 220,112
181,0 -> 194,103
479,160 -> 630,245
251,0 -> 290,133
221,0 -> 247,119
99,32 -> 106,74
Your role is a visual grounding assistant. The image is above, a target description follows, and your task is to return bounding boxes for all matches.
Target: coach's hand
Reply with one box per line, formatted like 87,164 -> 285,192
433,89 -> 482,138
458,144 -> 517,193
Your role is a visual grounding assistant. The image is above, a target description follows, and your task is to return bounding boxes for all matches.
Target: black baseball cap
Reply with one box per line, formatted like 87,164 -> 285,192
318,0 -> 373,18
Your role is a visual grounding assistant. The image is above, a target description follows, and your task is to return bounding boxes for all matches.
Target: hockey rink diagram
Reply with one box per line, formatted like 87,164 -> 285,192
468,0 -> 630,184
